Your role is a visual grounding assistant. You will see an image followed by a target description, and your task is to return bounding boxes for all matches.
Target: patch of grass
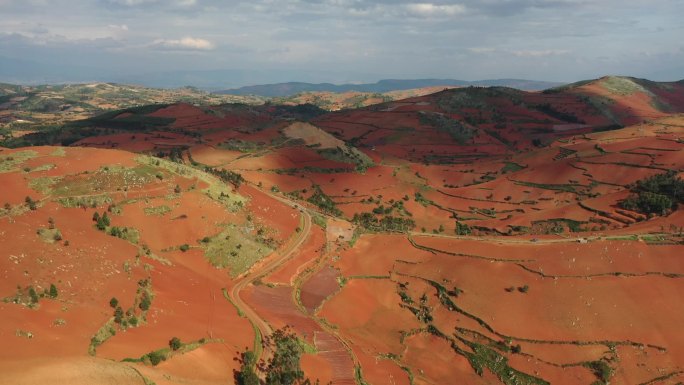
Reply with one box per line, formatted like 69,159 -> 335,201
307,184 -> 342,216
419,111 -> 476,145
218,139 -> 264,153
583,360 -> 613,384
513,180 -> 579,193
311,213 -> 327,229
88,319 -> 117,356
138,155 -> 246,211
50,147 -> 66,157
36,228 -> 62,243
317,146 -> 374,172
57,195 -> 113,208
144,205 -> 172,216
0,150 -> 38,173
532,218 -> 586,234
51,164 -> 161,197
26,163 -> 56,173
501,162 -> 525,174
458,339 -> 549,385
202,224 -> 273,277
109,226 -> 140,244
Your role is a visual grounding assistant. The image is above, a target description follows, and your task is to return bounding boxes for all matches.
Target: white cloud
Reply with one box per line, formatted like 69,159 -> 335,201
108,24 -> 129,31
151,37 -> 215,50
406,3 -> 466,17
468,47 -> 570,57
511,49 -> 570,57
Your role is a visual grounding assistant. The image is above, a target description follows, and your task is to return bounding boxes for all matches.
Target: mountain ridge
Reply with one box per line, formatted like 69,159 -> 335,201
216,78 -> 566,97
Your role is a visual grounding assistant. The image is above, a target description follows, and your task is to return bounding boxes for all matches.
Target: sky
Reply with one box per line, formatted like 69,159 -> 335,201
0,0 -> 683,86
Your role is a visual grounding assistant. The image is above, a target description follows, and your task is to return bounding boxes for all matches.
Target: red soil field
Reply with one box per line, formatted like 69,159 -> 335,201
5,81 -> 684,385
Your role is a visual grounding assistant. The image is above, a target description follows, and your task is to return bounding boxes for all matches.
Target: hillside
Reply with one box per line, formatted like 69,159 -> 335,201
2,76 -> 684,385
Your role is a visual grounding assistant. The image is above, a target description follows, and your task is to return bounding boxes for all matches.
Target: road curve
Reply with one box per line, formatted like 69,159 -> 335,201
229,192 -> 312,364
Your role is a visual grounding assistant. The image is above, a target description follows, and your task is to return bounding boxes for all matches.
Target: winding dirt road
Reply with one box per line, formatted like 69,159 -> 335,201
228,192 -> 312,362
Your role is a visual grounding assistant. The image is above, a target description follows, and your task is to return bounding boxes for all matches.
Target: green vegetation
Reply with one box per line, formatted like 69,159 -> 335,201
414,191 -> 434,207
125,338 -> 215,366
583,360 -> 613,384
144,205 -> 172,216
89,319 -> 117,355
317,145 -> 374,172
265,329 -> 305,385
500,162 -> 526,174
108,226 -> 140,243
0,150 -> 38,173
204,166 -> 245,188
219,139 -> 265,153
352,212 -> 415,232
201,224 -> 273,276
169,337 -> 182,351
456,338 -> 549,385
419,111 -> 476,145
620,171 -> 684,215
307,184 -> 342,216
531,218 -> 586,234
137,155 -> 246,210
58,195 -> 113,208
1,284 -> 60,308
49,284 -> 58,299
532,103 -> 583,123
513,180 -> 580,193
236,350 -> 260,385
455,221 -> 472,235
311,213 -> 327,229
36,227 -> 63,243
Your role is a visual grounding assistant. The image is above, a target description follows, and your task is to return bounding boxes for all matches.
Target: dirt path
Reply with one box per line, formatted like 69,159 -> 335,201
228,187 -> 358,384
228,191 -> 312,364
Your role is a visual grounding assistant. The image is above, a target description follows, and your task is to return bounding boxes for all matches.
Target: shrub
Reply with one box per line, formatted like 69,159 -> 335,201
139,294 -> 151,311
169,337 -> 182,351
109,297 -> 119,308
179,244 -> 190,252
49,283 -> 58,298
28,287 -> 39,304
147,351 -> 165,366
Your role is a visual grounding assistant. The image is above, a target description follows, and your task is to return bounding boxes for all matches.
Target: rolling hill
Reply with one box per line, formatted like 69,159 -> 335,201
216,78 -> 565,97
2,75 -> 684,385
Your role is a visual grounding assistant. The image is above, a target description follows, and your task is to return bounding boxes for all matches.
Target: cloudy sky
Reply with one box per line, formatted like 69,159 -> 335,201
0,0 -> 683,85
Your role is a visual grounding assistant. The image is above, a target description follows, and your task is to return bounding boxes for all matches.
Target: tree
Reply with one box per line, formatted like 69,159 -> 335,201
169,337 -> 182,351
265,329 -> 305,385
25,196 -> 37,210
96,216 -> 107,231
92,212 -> 100,222
28,287 -> 39,304
49,283 -> 58,298
114,306 -> 124,323
174,184 -> 182,194
109,297 -> 119,308
139,293 -> 151,311
236,350 -> 260,385
147,351 -> 165,366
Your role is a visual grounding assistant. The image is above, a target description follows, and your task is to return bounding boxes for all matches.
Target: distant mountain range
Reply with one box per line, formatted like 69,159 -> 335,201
215,79 -> 566,97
